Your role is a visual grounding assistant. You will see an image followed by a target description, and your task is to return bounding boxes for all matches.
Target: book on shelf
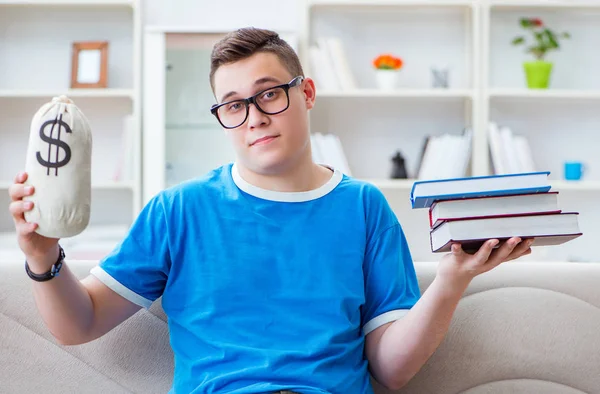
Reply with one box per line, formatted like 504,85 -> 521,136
112,114 -> 135,182
310,132 -> 352,175
429,211 -> 582,253
410,171 -> 551,209
488,121 -> 536,175
429,191 -> 561,228
416,128 -> 472,181
309,36 -> 357,91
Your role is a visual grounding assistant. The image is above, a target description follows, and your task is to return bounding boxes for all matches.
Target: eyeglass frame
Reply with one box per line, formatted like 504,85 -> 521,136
210,75 -> 305,129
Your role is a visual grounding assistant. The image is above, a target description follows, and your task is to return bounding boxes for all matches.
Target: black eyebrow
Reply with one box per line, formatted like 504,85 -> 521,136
219,76 -> 283,103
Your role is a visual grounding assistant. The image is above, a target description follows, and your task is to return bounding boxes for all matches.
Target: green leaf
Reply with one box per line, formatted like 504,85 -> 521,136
534,31 -> 545,46
563,32 -> 571,39
520,18 -> 533,28
512,36 -> 525,45
545,29 -> 559,49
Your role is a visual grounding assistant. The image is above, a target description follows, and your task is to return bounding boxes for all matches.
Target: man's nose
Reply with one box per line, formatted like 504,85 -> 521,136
247,103 -> 269,129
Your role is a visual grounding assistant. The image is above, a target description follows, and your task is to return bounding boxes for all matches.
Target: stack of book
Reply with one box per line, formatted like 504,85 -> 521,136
410,171 -> 583,253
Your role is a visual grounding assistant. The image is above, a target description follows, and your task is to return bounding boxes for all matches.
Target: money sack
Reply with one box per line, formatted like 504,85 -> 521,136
23,95 -> 92,238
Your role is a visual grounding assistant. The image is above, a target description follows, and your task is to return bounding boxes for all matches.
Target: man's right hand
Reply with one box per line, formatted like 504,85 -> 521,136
8,171 -> 60,273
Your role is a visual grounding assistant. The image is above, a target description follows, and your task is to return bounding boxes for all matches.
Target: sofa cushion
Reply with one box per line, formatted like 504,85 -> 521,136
2,259 -> 600,394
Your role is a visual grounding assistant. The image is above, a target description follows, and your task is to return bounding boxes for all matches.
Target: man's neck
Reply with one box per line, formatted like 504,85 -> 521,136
236,158 -> 333,193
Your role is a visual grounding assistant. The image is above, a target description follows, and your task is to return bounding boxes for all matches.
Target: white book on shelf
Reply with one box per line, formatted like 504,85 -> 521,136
113,114 -> 135,182
457,128 -> 473,177
328,133 -> 352,176
500,126 -> 521,174
308,45 -> 340,91
514,135 -> 536,173
488,122 -> 507,175
417,134 -> 443,180
313,132 -> 352,175
321,37 -> 357,91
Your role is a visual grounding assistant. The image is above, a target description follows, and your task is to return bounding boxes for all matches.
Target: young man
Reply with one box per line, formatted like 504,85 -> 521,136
8,27 -> 532,393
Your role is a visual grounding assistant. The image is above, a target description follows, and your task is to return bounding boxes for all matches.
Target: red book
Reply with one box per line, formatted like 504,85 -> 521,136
429,211 -> 582,253
429,192 -> 561,229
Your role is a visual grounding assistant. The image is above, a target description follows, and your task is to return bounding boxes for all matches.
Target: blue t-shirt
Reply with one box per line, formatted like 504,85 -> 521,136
91,163 -> 421,394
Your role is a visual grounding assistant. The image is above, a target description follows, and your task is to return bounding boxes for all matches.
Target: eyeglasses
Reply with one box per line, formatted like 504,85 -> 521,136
210,76 -> 304,129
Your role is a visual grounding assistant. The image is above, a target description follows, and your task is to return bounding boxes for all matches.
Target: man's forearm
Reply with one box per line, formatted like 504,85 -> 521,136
29,248 -> 95,346
376,276 -> 469,388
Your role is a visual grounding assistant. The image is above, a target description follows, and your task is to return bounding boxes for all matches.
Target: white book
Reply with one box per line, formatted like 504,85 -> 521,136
308,46 -> 340,91
488,122 -> 507,175
456,128 -> 473,177
429,191 -> 560,228
329,134 -> 352,176
410,171 -> 551,209
500,126 -> 521,174
430,212 -> 582,253
418,135 -> 446,180
113,114 -> 135,182
514,135 -> 536,173
322,37 -> 357,90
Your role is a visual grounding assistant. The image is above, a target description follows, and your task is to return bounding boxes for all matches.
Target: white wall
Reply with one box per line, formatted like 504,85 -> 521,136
143,0 -> 300,32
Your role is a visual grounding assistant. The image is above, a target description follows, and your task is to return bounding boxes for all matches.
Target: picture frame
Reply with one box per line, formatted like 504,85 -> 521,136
71,41 -> 109,88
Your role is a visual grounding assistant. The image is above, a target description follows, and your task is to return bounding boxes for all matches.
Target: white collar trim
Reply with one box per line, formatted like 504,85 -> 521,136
231,162 -> 343,202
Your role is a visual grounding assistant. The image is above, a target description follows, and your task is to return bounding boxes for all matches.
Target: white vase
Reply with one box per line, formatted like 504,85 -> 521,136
374,69 -> 399,90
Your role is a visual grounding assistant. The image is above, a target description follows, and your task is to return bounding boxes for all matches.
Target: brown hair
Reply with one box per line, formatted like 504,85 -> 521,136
209,27 -> 304,94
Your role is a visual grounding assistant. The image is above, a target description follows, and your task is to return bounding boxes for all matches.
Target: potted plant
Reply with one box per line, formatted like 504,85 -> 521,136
512,17 -> 570,89
373,54 -> 403,90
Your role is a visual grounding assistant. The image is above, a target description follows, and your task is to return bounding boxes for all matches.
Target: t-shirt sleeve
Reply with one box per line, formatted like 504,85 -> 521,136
89,194 -> 171,309
362,221 -> 421,336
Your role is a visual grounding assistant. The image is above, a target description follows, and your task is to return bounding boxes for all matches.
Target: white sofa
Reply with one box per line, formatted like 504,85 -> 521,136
1,259 -> 600,394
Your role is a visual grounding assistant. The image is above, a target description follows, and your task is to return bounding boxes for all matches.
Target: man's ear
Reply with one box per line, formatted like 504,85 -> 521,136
302,77 -> 317,110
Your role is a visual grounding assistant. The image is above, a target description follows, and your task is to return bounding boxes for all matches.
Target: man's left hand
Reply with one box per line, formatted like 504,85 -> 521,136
436,237 -> 534,290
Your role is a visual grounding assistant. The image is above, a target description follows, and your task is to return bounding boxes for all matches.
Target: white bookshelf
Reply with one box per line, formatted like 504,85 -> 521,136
480,0 -> 600,263
0,0 -> 142,258
139,0 -> 600,263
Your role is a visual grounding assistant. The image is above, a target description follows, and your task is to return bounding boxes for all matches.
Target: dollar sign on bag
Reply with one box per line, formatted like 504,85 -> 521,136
36,114 -> 72,176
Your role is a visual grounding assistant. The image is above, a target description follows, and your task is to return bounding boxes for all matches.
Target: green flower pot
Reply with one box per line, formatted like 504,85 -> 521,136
523,61 -> 553,89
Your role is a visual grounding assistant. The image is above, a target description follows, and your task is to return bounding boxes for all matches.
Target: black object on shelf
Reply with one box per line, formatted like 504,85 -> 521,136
390,150 -> 408,179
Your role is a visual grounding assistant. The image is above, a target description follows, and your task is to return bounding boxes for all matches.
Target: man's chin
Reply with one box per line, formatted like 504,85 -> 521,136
243,154 -> 291,175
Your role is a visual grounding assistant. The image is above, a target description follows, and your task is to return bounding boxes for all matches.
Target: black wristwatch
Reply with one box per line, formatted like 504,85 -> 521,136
25,245 -> 65,282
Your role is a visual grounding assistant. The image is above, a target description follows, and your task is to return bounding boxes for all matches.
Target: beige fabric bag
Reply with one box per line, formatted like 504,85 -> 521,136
23,95 -> 93,238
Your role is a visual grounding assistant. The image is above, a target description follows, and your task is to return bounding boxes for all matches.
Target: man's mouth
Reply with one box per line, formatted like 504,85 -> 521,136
250,135 -> 279,146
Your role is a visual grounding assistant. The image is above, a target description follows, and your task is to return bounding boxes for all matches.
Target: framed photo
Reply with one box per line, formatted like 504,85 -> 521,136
71,41 -> 108,88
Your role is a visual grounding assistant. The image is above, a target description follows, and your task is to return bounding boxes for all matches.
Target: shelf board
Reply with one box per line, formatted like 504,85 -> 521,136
0,89 -> 135,99
363,179 -> 416,190
551,180 -> 600,191
363,178 -> 600,192
318,89 -> 474,99
489,0 -> 600,9
488,89 -> 600,100
309,0 -> 474,7
0,0 -> 134,6
0,181 -> 134,190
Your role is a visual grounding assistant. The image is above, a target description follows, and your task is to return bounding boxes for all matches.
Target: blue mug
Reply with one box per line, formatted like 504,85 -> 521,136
564,161 -> 585,181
